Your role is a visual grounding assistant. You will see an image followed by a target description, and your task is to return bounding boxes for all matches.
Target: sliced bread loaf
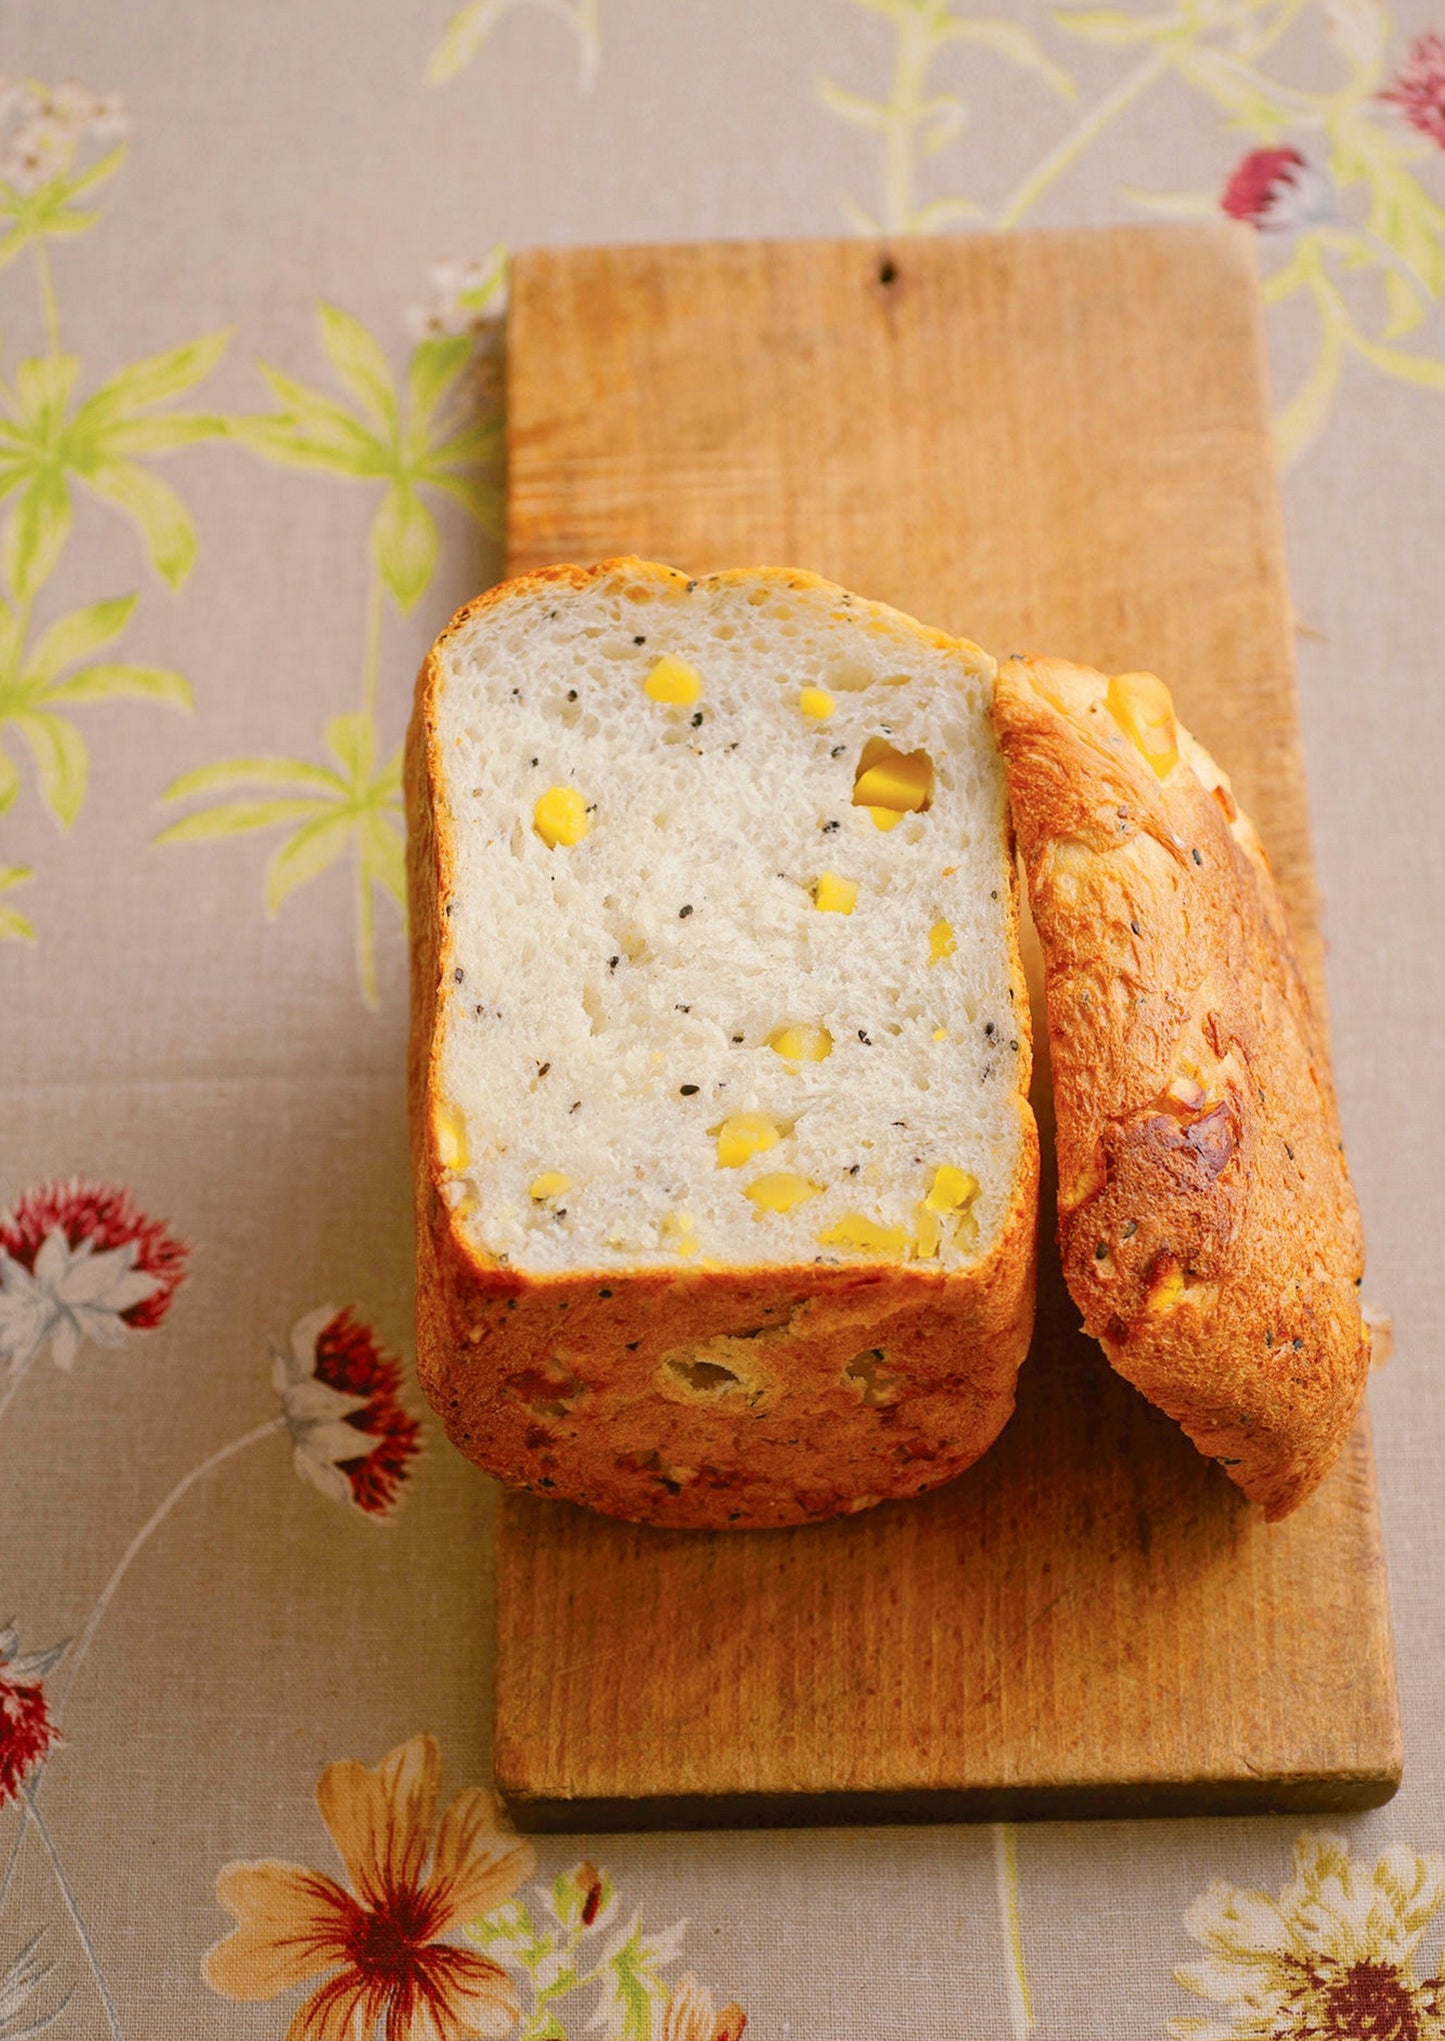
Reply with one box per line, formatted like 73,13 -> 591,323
407,558 -> 1039,1528
992,655 -> 1370,1519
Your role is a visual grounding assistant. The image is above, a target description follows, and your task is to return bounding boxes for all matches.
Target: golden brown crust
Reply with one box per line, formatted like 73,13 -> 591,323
406,557 -> 1038,1529
992,655 -> 1369,1520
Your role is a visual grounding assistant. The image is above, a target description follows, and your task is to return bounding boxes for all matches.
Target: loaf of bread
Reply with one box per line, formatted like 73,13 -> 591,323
407,558 -> 1039,1528
992,655 -> 1370,1519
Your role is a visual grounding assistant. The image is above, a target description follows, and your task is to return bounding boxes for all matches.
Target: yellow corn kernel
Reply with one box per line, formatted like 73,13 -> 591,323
852,741 -> 934,815
435,1102 -> 469,1172
745,1172 -> 823,1213
1167,1071 -> 1208,1112
767,1024 -> 833,1063
529,1171 -> 572,1202
798,687 -> 835,720
1146,1263 -> 1186,1313
817,1213 -> 911,1257
813,871 -> 858,914
1106,670 -> 1179,779
932,1027 -> 949,1043
925,1164 -> 979,1214
661,1210 -> 700,1257
913,1204 -> 943,1260
867,805 -> 906,832
533,785 -> 589,847
644,654 -> 702,706
928,918 -> 955,963
715,1113 -> 780,1169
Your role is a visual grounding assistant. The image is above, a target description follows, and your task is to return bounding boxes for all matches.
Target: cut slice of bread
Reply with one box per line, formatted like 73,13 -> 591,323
992,655 -> 1370,1520
407,558 -> 1039,1528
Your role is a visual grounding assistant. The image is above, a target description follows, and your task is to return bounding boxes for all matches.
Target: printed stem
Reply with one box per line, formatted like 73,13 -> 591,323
33,242 -> 62,356
357,840 -> 377,1008
0,1369 -> 27,1432
881,11 -> 936,235
992,1822 -> 1033,2035
360,567 -> 383,719
57,1417 -> 284,1716
0,1417 -> 284,1936
23,1788 -> 122,2041
996,45 -> 1171,230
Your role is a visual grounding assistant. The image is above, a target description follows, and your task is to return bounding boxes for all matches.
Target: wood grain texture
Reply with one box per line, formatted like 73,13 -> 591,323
496,225 -> 1400,1827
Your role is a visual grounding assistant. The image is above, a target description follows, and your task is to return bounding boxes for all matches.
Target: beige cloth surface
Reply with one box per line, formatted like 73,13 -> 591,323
2,1 -> 1444,2035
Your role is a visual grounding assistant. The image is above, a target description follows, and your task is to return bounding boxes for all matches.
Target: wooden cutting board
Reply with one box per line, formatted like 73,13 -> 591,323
494,226 -> 1400,1828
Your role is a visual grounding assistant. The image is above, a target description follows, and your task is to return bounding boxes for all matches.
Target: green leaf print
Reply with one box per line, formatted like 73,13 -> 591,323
426,0 -> 601,92
0,591 -> 190,830
0,143 -> 126,270
0,862 -> 34,941
231,303 -> 500,616
0,333 -> 230,596
156,710 -> 406,1006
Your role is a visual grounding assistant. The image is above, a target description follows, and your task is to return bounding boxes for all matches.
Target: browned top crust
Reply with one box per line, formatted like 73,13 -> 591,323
992,656 -> 1369,1520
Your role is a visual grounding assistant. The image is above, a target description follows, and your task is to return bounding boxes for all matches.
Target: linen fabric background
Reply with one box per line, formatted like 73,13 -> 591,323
2,1 -> 1444,2036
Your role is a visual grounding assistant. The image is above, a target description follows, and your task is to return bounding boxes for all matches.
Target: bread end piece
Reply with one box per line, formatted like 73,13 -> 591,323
407,559 -> 1038,1529
992,654 -> 1369,1520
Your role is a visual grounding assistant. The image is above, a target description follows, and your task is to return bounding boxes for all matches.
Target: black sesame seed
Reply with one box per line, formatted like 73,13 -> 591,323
990,889 -> 998,900
609,955 -> 620,970
1095,1241 -> 1108,1259
892,1120 -> 907,1128
511,687 -> 520,697
676,1003 -> 691,1013
1009,1039 -> 1018,1052
1122,1220 -> 1137,1238
831,745 -> 846,758
625,1340 -> 640,1351
858,1029 -> 871,1043
633,634 -> 646,645
823,819 -> 840,832
453,967 -> 465,984
537,1061 -> 551,1077
679,904 -> 693,918
569,1101 -> 581,1113
981,1063 -> 993,1081
691,711 -> 703,728
985,1022 -> 995,1038
686,579 -> 697,592
567,689 -> 577,701
680,1083 -> 700,1096
1192,847 -> 1203,866
555,1209 -> 567,1220
1293,1337 -> 1304,1350
530,756 -> 538,767
1130,920 -> 1141,935
599,1287 -> 613,1298
847,1164 -> 860,1175
732,1033 -> 744,1044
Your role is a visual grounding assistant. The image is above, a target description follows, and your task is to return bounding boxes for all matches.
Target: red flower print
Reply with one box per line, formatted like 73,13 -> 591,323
1382,31 -> 1445,151
204,1733 -> 532,2040
0,1624 -> 64,1810
1221,147 -> 1334,232
0,1179 -> 188,1374
272,1306 -> 421,1520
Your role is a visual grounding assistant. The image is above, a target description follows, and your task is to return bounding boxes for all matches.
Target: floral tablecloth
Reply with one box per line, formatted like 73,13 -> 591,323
3,2 -> 1445,2035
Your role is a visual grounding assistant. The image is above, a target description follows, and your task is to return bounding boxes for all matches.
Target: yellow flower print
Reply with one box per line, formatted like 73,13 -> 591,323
204,1733 -> 533,2041
1171,1831 -> 1445,2039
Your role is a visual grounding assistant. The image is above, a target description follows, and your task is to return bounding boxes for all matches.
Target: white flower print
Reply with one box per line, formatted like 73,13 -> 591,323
0,1230 -> 161,1375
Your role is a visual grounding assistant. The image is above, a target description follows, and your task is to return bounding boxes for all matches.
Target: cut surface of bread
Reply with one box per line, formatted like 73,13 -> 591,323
992,655 -> 1369,1520
408,559 -> 1038,1528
